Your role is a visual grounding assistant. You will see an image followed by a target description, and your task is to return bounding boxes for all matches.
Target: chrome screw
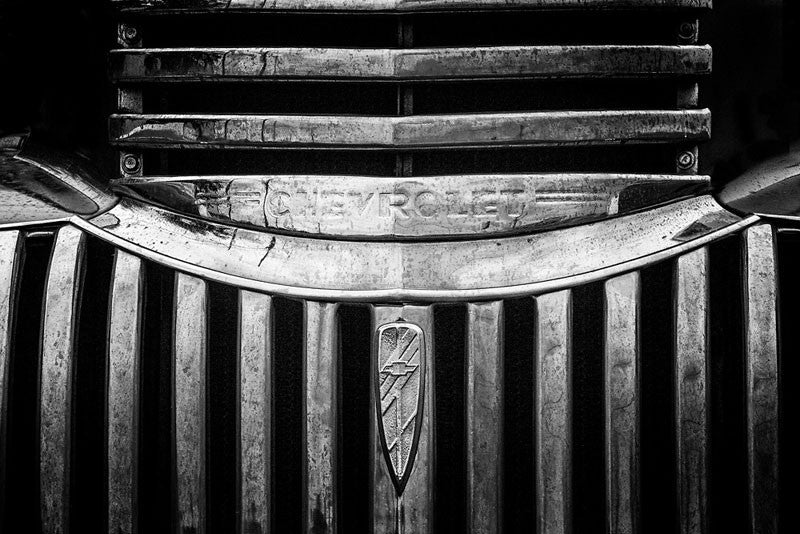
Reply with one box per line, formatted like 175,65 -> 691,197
122,154 -> 142,174
677,151 -> 696,171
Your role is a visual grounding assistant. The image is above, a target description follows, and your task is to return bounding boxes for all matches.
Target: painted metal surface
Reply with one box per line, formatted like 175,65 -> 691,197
674,248 -> 709,534
371,306 -> 434,534
71,195 -> 750,301
115,174 -> 709,238
110,45 -> 711,82
604,272 -> 640,534
107,251 -> 144,534
535,290 -> 572,534
40,226 -> 86,534
110,110 -> 711,150
742,225 -> 779,534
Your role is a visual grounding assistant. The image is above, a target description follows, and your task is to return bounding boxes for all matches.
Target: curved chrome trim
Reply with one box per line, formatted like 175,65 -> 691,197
60,195 -> 755,302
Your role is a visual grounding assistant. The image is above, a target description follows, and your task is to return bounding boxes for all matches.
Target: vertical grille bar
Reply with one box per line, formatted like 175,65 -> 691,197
604,272 -> 641,534
742,225 -> 779,534
674,248 -> 709,534
174,273 -> 208,533
534,290 -> 573,534
0,231 -> 22,517
238,291 -> 273,534
40,226 -> 86,534
303,301 -> 340,534
371,305 -> 435,534
465,301 -> 504,533
107,251 -> 144,534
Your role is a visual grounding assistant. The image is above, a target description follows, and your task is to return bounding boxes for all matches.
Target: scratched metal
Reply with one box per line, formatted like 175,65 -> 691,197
465,302 -> 503,533
535,290 -> 572,534
675,248 -> 709,534
112,0 -> 713,13
303,301 -> 339,534
77,196 -> 750,301
108,251 -> 144,534
0,231 -> 21,513
115,174 -> 709,238
174,273 -> 208,533
604,272 -> 640,534
40,226 -> 86,534
371,306 -> 434,533
110,46 -> 711,82
109,110 -> 711,150
238,291 -> 273,534
742,225 -> 779,534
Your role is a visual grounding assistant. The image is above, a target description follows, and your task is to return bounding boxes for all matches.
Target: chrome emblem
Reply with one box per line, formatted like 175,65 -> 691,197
375,322 -> 425,493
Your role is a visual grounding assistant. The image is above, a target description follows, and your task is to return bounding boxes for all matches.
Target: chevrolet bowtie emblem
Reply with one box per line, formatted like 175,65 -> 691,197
375,322 -> 426,494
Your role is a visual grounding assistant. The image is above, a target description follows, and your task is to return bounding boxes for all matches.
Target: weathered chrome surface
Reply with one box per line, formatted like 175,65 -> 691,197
535,290 -> 572,534
112,0 -> 713,13
116,174 -> 709,238
717,143 -> 800,221
74,195 -> 750,301
174,273 -> 208,533
303,301 -> 339,533
465,302 -> 503,533
110,110 -> 711,150
238,291 -> 273,534
674,248 -> 709,534
742,225 -> 779,534
0,137 -> 117,227
371,306 -> 434,534
110,45 -> 711,82
0,231 -> 21,515
604,272 -> 640,534
107,251 -> 144,534
40,226 -> 86,533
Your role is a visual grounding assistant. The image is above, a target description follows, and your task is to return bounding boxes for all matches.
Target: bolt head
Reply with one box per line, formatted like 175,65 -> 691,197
122,154 -> 141,174
677,151 -> 696,170
679,22 -> 697,40
122,25 -> 139,43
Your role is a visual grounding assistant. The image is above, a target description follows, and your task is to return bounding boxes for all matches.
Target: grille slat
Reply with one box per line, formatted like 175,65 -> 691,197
534,290 -> 573,534
107,251 -> 144,534
674,247 -> 709,534
742,225 -> 780,534
465,302 -> 504,533
173,273 -> 208,532
40,226 -> 86,533
302,301 -> 339,533
603,272 -> 641,534
110,45 -> 712,82
237,290 -> 273,534
109,110 -> 711,150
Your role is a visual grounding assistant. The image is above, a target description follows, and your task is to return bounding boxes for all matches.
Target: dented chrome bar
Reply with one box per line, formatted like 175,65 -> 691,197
110,45 -> 712,82
109,110 -> 711,150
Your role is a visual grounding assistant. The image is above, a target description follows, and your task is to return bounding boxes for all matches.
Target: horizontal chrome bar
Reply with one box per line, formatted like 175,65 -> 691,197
115,173 -> 709,238
109,110 -> 711,150
74,195 -> 750,301
110,45 -> 711,82
112,0 -> 712,13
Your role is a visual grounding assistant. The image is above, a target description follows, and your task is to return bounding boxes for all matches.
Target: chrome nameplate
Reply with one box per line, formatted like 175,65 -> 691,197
116,174 -> 707,238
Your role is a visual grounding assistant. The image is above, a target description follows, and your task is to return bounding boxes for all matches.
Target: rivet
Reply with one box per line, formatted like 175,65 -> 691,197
122,154 -> 142,174
677,151 -> 696,171
678,21 -> 698,41
121,25 -> 139,44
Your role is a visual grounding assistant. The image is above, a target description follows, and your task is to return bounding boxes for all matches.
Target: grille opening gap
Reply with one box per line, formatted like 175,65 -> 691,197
137,260 -> 175,533
206,282 -> 239,534
338,304 -> 371,533
71,237 -> 115,534
412,146 -> 678,176
413,80 -> 685,115
127,13 -> 399,48
777,231 -> 800,534
272,297 -> 304,533
570,281 -> 606,532
433,304 -> 466,534
2,233 -> 53,533
502,297 -> 535,534
412,11 -> 693,47
639,259 -> 678,533
708,236 -> 748,534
